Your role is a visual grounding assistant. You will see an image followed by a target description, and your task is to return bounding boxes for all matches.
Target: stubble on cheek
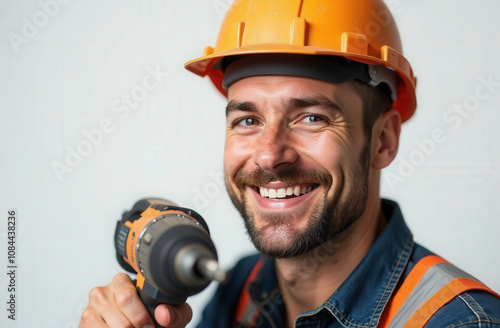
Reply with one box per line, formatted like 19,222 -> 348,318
224,169 -> 247,217
223,146 -> 370,259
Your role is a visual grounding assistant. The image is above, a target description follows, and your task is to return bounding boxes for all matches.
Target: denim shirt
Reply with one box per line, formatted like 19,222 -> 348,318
197,200 -> 500,327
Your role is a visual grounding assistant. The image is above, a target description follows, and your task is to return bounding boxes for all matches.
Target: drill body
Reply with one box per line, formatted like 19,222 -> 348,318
114,198 -> 224,325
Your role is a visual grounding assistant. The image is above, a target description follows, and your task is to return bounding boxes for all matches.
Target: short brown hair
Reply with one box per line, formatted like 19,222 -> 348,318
349,80 -> 393,135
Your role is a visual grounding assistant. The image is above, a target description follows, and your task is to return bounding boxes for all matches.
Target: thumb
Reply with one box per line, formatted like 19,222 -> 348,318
155,303 -> 193,328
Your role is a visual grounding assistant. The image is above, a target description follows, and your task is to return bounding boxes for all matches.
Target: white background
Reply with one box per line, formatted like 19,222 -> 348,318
0,0 -> 499,327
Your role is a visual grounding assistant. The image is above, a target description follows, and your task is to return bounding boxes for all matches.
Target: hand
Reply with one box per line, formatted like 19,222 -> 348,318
79,273 -> 193,328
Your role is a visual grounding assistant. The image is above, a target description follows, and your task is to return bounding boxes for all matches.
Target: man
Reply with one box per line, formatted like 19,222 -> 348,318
80,1 -> 500,327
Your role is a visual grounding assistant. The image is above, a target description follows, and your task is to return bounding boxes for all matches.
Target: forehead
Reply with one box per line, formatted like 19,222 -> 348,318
226,75 -> 363,114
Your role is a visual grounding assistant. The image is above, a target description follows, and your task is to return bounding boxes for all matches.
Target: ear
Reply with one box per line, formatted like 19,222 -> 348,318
371,108 -> 401,169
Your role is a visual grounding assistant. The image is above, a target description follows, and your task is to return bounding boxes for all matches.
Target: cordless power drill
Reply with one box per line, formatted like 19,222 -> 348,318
114,198 -> 226,326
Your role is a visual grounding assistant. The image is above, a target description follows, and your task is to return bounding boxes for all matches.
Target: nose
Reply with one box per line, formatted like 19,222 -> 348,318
253,125 -> 298,171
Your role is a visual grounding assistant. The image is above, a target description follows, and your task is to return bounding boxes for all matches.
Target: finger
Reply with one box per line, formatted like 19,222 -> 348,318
155,303 -> 193,328
79,307 -> 108,328
110,273 -> 155,328
101,306 -> 136,328
83,286 -> 133,328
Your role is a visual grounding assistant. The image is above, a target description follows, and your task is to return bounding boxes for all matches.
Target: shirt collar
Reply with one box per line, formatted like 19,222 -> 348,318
316,199 -> 414,327
250,199 -> 414,327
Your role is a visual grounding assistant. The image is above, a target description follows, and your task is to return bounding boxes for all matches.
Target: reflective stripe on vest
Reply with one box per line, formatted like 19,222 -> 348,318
234,255 -> 499,327
378,255 -> 500,328
234,257 -> 265,327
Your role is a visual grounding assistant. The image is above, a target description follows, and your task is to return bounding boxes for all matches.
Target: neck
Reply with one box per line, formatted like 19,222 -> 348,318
275,195 -> 386,326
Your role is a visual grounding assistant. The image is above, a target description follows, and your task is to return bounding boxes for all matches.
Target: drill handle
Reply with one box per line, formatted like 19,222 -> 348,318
138,288 -> 163,328
135,272 -> 188,327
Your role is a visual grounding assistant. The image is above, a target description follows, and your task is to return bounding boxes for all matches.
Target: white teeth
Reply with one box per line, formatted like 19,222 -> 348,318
268,188 -> 277,198
258,185 -> 314,199
277,188 -> 287,198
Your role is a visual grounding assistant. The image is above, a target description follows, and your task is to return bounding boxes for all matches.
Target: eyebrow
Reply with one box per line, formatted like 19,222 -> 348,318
285,95 -> 342,112
226,94 -> 342,117
225,101 -> 257,117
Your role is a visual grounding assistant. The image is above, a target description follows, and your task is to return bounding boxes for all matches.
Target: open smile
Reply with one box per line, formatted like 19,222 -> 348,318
254,183 -> 320,200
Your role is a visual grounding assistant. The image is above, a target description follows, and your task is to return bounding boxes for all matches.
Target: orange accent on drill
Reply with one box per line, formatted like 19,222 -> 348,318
114,198 -> 226,327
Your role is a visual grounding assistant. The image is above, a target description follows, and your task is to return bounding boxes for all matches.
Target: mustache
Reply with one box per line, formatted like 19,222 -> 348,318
234,166 -> 332,189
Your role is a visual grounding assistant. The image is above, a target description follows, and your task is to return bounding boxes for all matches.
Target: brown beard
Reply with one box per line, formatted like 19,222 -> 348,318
225,140 -> 371,259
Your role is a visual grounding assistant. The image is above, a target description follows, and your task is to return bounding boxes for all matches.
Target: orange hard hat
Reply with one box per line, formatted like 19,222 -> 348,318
185,0 -> 417,122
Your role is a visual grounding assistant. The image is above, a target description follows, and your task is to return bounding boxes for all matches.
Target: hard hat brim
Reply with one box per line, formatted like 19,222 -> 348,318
185,44 -> 416,122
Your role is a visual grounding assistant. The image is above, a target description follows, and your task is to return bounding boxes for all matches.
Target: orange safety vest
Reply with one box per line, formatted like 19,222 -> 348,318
234,255 -> 500,327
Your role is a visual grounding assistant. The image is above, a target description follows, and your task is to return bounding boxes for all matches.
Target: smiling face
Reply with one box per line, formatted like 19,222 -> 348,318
224,75 -> 373,258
